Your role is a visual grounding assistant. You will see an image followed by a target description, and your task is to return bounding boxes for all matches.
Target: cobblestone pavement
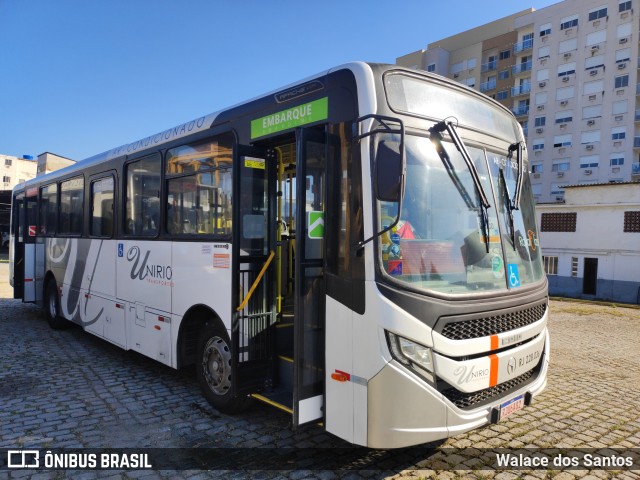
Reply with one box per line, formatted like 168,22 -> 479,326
1,258 -> 639,479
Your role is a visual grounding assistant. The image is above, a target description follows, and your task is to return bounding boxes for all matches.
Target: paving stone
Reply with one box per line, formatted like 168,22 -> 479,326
2,281 -> 640,479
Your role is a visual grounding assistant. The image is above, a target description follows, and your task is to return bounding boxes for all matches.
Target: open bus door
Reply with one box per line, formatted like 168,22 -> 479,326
232,145 -> 278,395
293,127 -> 326,426
11,192 -> 25,299
12,190 -> 39,303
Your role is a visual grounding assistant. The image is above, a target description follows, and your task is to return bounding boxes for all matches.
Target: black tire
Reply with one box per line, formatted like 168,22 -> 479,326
43,279 -> 68,330
196,321 -> 251,414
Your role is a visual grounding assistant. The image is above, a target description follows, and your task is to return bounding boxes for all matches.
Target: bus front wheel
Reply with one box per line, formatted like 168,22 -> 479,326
44,279 -> 67,330
196,322 -> 251,414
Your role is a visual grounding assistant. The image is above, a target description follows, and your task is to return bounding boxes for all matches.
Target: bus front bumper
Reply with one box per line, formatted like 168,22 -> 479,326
366,332 -> 550,449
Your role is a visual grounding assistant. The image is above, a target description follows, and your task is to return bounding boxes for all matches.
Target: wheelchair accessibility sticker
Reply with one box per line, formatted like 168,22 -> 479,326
507,263 -> 521,288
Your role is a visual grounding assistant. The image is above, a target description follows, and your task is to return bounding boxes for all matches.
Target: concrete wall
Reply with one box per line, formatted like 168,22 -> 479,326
538,184 -> 640,304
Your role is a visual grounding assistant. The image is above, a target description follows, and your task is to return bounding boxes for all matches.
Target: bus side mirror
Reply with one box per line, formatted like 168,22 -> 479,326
376,140 -> 403,202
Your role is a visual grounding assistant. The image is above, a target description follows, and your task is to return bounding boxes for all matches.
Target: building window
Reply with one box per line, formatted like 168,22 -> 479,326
571,257 -> 578,277
499,49 -> 510,60
541,212 -> 577,232
588,7 -> 608,21
553,135 -> 572,148
4,158 -> 11,166
612,127 -> 626,140
615,74 -> 629,88
2,176 -> 10,183
543,256 -> 558,275
531,163 -> 543,173
550,183 -> 566,198
619,1 -> 632,12
534,116 -> 546,127
560,17 -> 578,30
583,105 -> 602,119
498,69 -> 509,80
558,63 -> 576,77
555,112 -> 573,124
580,156 -> 599,168
59,177 -> 84,235
552,162 -> 570,172
624,211 -> 640,232
540,23 -> 552,37
90,176 -> 114,238
610,155 -> 625,166
427,63 -> 436,72
496,90 -> 508,100
532,140 -> 545,151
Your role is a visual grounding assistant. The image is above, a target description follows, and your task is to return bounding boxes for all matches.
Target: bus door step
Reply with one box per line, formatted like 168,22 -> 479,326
251,387 -> 293,415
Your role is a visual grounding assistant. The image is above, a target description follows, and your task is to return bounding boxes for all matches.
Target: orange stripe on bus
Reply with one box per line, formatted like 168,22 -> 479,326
490,335 -> 499,351
489,354 -> 499,387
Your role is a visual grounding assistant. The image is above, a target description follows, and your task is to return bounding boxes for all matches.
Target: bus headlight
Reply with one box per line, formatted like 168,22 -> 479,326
386,332 -> 434,379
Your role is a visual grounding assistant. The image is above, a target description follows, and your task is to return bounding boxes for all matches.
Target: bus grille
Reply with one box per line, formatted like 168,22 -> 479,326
441,368 -> 535,410
440,303 -> 546,340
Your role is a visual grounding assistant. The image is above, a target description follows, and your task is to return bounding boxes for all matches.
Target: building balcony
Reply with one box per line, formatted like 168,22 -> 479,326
481,61 -> 497,73
479,80 -> 497,92
632,162 -> 640,175
512,61 -> 533,75
511,106 -> 530,117
511,84 -> 532,97
513,39 -> 534,54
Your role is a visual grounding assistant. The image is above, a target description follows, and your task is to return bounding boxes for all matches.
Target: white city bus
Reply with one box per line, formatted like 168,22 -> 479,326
9,63 -> 548,448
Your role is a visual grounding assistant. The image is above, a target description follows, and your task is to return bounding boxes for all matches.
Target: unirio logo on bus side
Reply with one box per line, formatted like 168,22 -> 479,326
126,246 -> 173,287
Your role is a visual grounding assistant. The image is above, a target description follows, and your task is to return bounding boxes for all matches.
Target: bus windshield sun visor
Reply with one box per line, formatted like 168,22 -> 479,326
428,120 -> 491,253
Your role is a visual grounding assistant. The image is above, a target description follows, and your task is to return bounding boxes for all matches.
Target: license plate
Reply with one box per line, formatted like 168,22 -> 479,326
499,394 -> 525,420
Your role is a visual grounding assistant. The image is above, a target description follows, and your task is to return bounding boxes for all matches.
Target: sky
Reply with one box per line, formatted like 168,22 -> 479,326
0,0 -> 561,161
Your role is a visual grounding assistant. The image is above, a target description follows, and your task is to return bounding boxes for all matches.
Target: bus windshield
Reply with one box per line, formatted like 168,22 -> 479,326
379,134 -> 544,295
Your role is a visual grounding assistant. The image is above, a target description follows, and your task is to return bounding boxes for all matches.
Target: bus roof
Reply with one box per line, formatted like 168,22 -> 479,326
15,61 -> 515,192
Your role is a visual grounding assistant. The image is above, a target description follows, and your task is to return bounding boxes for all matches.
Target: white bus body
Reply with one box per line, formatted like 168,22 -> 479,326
9,63 -> 549,448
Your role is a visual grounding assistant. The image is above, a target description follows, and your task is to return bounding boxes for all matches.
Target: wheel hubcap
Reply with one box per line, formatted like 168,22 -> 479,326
202,336 -> 231,396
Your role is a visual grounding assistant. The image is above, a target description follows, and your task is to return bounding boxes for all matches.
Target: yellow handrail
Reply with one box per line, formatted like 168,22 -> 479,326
236,250 -> 275,312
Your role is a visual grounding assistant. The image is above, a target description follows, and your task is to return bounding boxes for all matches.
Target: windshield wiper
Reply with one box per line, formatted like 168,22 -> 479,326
508,141 -> 524,210
429,120 -> 491,252
499,167 -> 516,250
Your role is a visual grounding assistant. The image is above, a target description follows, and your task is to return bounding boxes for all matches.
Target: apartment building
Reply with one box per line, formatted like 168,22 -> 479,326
397,0 -> 640,203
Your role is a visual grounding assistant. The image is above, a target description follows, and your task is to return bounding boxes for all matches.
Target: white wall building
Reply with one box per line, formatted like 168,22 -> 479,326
1,153 -> 37,190
37,152 -> 75,176
397,0 -> 640,204
537,182 -> 640,303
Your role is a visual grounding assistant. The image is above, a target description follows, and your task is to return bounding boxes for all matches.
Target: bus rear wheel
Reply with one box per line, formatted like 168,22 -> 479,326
196,322 -> 251,414
44,279 -> 68,330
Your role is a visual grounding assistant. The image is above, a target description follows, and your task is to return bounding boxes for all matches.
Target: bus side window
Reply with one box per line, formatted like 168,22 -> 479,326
125,154 -> 161,236
165,133 -> 233,238
91,176 -> 114,237
59,176 -> 84,236
40,184 -> 58,236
